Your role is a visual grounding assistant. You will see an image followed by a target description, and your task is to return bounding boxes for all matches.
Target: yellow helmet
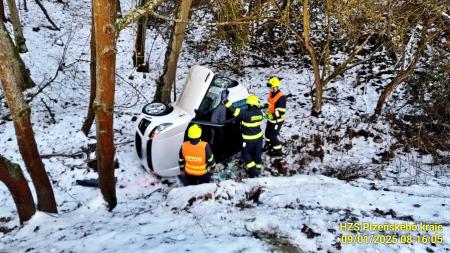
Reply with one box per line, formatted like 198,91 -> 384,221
188,124 -> 202,139
267,77 -> 281,88
246,94 -> 259,106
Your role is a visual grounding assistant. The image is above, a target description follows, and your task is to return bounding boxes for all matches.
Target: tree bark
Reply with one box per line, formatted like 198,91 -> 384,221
92,0 -> 117,210
6,0 -> 27,52
0,155 -> 36,224
374,25 -> 428,117
0,11 -> 34,91
133,0 -> 149,72
0,0 -> 6,22
302,0 -> 323,116
116,0 -> 122,18
0,21 -> 57,213
154,0 -> 192,103
81,6 -> 97,136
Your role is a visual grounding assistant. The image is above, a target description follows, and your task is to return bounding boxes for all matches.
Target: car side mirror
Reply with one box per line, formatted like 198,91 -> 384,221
131,116 -> 138,122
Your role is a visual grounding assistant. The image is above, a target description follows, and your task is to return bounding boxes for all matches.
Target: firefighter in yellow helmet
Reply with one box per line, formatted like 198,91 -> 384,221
264,77 -> 287,156
178,124 -> 215,186
224,94 -> 264,178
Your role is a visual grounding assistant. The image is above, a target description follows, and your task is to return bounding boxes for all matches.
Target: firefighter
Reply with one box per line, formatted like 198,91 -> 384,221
178,124 -> 215,186
264,77 -> 287,156
225,94 -> 264,178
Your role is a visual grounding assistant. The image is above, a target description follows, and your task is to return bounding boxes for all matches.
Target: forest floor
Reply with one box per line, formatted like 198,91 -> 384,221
0,1 -> 449,253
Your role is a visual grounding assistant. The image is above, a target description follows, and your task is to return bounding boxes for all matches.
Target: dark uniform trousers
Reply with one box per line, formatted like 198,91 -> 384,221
265,121 -> 283,151
180,173 -> 212,186
225,100 -> 264,178
242,138 -> 263,178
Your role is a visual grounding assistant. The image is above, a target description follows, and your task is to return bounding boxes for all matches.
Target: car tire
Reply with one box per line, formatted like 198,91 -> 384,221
142,102 -> 172,116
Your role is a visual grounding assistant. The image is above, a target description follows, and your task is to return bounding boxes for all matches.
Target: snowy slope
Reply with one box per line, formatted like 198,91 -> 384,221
1,175 -> 449,252
0,1 -> 449,253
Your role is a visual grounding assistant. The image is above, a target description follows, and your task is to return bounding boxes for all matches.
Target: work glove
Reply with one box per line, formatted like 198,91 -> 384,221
265,113 -> 274,120
221,90 -> 230,103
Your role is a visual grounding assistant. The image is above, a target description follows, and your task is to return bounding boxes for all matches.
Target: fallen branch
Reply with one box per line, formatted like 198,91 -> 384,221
34,0 -> 59,30
40,98 -> 56,124
40,151 -> 84,159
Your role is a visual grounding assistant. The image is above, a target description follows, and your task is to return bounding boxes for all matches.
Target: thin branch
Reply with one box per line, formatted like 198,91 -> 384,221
323,32 -> 374,85
115,0 -> 165,33
114,0 -> 276,34
34,0 -> 60,30
40,98 -> 56,124
40,151 -> 84,159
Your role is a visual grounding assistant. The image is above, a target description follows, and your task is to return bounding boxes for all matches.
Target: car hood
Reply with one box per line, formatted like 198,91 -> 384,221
176,65 -> 214,117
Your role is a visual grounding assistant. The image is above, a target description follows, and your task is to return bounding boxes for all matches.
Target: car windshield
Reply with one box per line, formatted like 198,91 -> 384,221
197,75 -> 238,113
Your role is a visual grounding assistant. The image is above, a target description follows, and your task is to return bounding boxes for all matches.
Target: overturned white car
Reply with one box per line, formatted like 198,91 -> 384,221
134,65 -> 250,177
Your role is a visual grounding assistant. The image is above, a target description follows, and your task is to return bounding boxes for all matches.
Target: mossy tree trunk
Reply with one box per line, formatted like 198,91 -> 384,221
0,21 -> 57,213
0,155 -> 36,224
92,0 -> 118,210
2,1 -> 34,91
153,0 -> 192,103
6,0 -> 27,53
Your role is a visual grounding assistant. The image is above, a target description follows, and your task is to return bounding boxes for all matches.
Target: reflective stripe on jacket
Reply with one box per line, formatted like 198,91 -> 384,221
182,141 -> 207,176
225,100 -> 263,141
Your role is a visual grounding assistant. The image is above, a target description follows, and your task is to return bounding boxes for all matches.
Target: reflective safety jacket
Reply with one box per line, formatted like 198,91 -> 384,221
179,139 -> 215,176
268,90 -> 287,124
225,101 -> 264,141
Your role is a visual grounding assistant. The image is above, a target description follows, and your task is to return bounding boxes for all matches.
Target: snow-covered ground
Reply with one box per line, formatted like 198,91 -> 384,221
1,1 -> 449,253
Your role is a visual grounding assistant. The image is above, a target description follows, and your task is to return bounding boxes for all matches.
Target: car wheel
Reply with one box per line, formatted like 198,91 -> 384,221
142,102 -> 171,116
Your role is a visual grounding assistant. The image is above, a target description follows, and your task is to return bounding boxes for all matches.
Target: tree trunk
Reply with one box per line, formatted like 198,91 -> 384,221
0,155 -> 36,224
374,26 -> 428,117
6,0 -> 27,52
81,6 -> 97,136
0,14 -> 34,91
93,0 -> 117,210
133,0 -> 149,72
116,0 -> 122,18
154,0 -> 192,103
0,0 -> 7,22
0,21 -> 57,213
302,0 -> 323,116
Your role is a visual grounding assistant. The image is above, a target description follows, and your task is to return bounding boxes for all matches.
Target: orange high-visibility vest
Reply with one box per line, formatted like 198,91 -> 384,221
182,141 -> 207,176
268,91 -> 285,114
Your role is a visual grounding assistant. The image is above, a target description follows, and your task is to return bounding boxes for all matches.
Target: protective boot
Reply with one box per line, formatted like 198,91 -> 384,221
268,148 -> 283,157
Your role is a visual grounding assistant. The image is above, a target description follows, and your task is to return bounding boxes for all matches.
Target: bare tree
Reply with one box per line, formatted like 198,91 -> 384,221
374,25 -> 428,116
80,0 -> 163,210
133,0 -> 149,72
81,6 -> 97,136
92,0 -> 118,210
291,0 -> 374,116
0,21 -> 57,213
6,0 -> 27,52
154,0 -> 192,103
0,155 -> 36,224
